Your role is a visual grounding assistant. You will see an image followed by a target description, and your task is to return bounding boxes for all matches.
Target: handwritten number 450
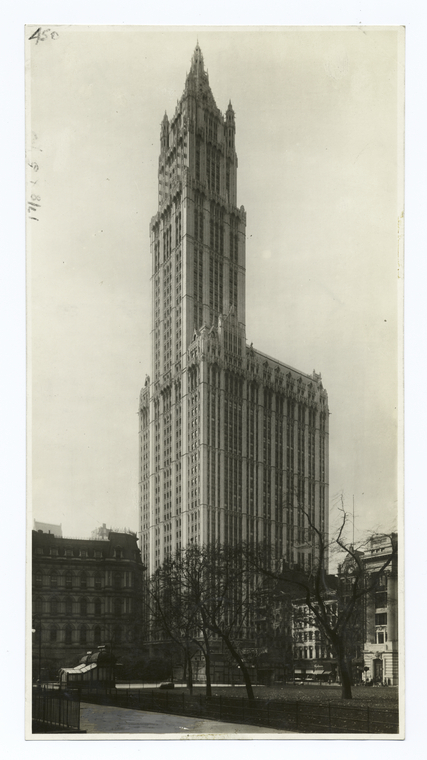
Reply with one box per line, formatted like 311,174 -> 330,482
29,28 -> 59,44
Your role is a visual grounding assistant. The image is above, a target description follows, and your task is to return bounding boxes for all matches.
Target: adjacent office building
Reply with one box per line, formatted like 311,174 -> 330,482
139,45 -> 329,574
32,527 -> 145,678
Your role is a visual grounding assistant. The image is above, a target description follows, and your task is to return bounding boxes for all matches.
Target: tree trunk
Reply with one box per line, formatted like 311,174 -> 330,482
221,633 -> 254,701
202,631 -> 212,698
183,651 -> 187,683
187,649 -> 193,694
337,654 -> 353,699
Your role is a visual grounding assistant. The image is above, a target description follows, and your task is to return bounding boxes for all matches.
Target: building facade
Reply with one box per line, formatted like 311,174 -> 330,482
139,45 -> 329,574
32,528 -> 145,679
362,534 -> 398,685
292,598 -> 339,683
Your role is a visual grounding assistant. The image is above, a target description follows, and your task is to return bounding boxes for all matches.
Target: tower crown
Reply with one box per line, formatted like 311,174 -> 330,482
190,43 -> 204,74
185,43 -> 217,109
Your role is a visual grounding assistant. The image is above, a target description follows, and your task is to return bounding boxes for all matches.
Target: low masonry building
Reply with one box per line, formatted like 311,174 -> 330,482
32,527 -> 145,680
362,534 -> 398,685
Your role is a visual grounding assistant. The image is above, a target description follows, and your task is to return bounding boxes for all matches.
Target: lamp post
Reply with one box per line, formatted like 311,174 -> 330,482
32,619 -> 42,683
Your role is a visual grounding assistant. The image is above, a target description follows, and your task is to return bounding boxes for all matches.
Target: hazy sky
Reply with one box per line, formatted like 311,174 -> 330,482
27,27 -> 403,542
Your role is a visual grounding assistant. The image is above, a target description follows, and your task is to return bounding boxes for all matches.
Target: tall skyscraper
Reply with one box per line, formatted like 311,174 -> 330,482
139,45 -> 329,574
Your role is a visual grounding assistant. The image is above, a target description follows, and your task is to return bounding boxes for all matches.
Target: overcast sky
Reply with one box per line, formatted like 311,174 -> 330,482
27,26 -> 403,543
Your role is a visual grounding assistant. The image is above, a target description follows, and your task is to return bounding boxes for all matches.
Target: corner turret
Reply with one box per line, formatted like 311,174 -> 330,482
160,112 -> 169,153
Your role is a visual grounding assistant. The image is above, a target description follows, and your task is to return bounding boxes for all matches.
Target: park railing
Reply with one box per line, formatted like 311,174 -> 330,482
32,687 -> 81,733
81,687 -> 399,734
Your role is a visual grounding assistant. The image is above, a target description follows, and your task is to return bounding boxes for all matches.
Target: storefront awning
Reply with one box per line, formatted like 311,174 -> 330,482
60,662 -> 97,675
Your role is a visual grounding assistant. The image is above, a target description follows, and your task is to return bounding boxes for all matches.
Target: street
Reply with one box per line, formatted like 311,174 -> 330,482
80,702 -> 287,736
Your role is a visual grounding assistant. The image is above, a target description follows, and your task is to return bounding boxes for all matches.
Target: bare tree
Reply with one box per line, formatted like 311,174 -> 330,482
249,506 -> 398,699
148,542 -> 259,700
148,553 -> 200,692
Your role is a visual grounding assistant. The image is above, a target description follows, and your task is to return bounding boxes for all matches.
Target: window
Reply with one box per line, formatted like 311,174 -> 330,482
65,572 -> 72,589
35,597 -> 42,615
114,626 -> 122,644
94,574 -> 102,590
94,598 -> 101,617
35,572 -> 42,588
50,598 -> 58,615
114,598 -> 121,616
80,598 -> 87,616
375,613 -> 387,626
80,573 -> 87,589
114,573 -> 121,590
50,626 -> 57,643
50,573 -> 58,588
65,625 -> 72,645
79,625 -> 87,645
375,591 -> 387,608
65,598 -> 72,616
94,626 -> 101,646
115,546 -> 122,559
376,632 -> 385,644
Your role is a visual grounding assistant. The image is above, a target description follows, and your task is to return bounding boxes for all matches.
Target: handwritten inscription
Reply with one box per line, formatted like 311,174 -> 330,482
27,135 -> 42,221
28,28 -> 59,44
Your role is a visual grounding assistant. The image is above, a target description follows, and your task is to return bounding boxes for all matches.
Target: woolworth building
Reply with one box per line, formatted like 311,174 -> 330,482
139,45 -> 329,575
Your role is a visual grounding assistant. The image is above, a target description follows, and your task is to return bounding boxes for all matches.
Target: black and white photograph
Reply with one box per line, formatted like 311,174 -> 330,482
25,26 -> 404,739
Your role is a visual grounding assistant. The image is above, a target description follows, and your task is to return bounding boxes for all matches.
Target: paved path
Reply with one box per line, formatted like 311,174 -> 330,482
80,702 -> 287,736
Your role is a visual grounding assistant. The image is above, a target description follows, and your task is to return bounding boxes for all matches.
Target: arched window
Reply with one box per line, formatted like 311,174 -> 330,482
50,626 -> 57,643
79,625 -> 87,645
80,598 -> 87,616
94,626 -> 102,646
50,597 -> 58,615
94,598 -> 102,617
65,625 -> 72,645
65,597 -> 73,616
80,572 -> 87,589
65,572 -> 73,589
50,572 -> 58,588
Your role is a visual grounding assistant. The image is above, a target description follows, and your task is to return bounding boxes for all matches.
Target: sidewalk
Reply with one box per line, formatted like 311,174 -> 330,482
80,702 -> 287,736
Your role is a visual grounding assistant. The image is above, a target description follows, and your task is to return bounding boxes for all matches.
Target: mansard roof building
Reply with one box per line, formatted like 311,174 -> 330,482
139,45 -> 329,574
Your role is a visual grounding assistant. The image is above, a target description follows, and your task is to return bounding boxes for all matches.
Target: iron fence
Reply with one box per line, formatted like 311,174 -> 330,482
32,688 -> 81,733
82,687 -> 399,734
